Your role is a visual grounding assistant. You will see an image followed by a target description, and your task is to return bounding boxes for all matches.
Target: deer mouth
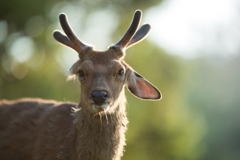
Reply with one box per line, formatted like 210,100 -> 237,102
92,103 -> 109,113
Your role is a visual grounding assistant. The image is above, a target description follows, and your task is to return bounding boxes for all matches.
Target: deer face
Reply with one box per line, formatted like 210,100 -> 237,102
53,10 -> 161,114
69,50 -> 126,113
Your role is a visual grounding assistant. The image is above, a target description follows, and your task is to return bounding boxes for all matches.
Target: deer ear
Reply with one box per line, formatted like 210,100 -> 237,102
126,71 -> 161,100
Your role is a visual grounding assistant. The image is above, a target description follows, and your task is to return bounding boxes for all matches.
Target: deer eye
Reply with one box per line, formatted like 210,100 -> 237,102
78,70 -> 85,78
117,69 -> 124,76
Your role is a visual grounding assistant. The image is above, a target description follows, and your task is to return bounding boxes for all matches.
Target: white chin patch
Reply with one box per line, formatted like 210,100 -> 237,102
92,103 -> 109,112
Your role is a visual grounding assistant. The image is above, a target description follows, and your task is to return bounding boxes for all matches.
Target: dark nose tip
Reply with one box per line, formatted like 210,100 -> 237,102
91,91 -> 108,104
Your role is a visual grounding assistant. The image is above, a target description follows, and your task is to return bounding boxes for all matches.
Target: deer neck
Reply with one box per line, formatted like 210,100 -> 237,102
72,91 -> 128,160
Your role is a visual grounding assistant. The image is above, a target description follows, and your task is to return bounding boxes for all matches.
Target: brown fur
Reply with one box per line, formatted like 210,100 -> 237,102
0,96 -> 127,160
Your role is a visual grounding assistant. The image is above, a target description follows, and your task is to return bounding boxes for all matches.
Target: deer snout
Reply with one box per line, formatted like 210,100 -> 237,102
91,91 -> 108,105
91,90 -> 109,113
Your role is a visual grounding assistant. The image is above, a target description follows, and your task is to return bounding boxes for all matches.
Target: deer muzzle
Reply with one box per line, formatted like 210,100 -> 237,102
91,90 -> 109,112
92,103 -> 109,113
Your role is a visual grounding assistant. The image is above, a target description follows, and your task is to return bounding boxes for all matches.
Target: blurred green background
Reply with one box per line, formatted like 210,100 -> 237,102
1,0 -> 240,160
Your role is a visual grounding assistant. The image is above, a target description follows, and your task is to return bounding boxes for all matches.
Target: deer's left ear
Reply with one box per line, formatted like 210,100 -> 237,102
126,71 -> 161,100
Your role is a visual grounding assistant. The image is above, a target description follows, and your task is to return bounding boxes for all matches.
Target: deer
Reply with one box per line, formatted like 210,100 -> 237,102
0,10 -> 161,160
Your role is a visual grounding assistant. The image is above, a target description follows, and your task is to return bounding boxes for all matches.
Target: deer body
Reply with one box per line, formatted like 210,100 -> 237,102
0,10 -> 161,160
0,98 -> 127,160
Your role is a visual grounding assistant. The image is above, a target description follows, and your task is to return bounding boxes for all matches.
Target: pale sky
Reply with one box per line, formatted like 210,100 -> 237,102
145,0 -> 240,59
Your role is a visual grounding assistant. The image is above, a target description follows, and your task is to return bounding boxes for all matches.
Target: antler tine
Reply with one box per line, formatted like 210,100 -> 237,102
126,24 -> 151,48
53,30 -> 78,52
113,10 -> 142,49
59,13 -> 90,53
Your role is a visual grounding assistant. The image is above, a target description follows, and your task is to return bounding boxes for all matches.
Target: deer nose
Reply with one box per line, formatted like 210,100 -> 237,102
91,91 -> 108,104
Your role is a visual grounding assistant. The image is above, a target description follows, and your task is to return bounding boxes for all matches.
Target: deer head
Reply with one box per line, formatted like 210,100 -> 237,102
53,10 -> 161,114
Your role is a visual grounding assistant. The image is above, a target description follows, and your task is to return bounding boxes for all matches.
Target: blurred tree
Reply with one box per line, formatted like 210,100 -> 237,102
0,0 -> 206,160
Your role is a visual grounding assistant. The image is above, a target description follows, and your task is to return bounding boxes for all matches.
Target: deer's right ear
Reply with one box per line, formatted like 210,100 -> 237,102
67,60 -> 81,80
126,71 -> 161,100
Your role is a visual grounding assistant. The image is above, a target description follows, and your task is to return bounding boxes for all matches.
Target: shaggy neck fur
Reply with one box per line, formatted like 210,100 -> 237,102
70,91 -> 128,160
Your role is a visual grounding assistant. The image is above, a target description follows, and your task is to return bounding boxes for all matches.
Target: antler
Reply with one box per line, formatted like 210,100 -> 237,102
111,10 -> 151,55
53,10 -> 151,59
126,23 -> 151,48
113,10 -> 142,49
53,13 -> 91,54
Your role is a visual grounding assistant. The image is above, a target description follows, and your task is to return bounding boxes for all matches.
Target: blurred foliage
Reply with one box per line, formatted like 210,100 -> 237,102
124,41 -> 205,160
0,0 -> 221,160
185,56 -> 240,160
